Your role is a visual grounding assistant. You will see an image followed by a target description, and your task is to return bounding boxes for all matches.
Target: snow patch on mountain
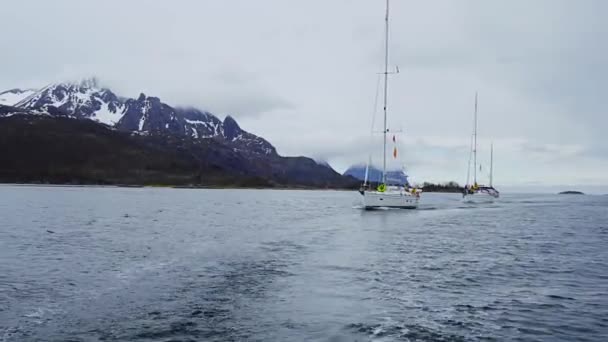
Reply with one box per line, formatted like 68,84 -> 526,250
0,89 -> 37,106
138,115 -> 146,131
14,80 -> 125,126
93,102 -> 123,125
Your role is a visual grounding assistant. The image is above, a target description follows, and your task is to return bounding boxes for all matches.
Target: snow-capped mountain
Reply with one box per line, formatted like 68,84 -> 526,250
0,88 -> 37,106
343,163 -> 410,185
2,78 -> 276,156
14,79 -> 125,125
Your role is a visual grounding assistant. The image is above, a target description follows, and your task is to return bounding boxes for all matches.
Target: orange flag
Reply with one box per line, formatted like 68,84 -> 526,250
393,147 -> 397,158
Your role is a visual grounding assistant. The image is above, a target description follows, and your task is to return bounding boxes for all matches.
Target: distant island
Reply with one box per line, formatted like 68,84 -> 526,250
343,164 -> 408,184
558,191 -> 585,195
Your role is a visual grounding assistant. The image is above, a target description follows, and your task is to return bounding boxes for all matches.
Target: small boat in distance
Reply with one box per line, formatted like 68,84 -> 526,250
359,0 -> 420,209
463,93 -> 499,203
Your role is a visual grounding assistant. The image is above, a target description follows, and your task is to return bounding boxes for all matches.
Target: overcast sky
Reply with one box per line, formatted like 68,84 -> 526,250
1,0 -> 606,189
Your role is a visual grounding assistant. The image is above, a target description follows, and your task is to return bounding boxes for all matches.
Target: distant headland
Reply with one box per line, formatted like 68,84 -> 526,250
558,191 -> 585,195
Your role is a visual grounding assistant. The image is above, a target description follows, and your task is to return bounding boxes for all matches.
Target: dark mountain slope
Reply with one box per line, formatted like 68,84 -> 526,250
0,112 -> 357,188
0,114 -> 232,185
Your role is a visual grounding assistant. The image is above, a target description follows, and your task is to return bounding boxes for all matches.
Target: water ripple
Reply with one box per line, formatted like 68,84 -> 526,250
0,189 -> 607,341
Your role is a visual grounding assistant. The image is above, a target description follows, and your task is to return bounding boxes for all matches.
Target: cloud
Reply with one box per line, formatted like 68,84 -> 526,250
0,0 -> 606,186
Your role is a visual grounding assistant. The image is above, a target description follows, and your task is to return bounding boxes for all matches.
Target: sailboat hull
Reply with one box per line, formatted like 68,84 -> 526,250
362,190 -> 419,209
462,191 -> 498,204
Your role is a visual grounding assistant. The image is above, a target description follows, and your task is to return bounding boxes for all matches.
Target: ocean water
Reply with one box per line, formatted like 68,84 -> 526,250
1,186 -> 607,341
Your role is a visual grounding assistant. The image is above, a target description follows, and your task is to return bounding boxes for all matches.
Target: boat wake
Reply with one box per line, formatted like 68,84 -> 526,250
346,322 -> 466,341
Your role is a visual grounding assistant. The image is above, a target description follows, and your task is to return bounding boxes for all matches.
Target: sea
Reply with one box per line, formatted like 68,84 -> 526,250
1,186 -> 607,341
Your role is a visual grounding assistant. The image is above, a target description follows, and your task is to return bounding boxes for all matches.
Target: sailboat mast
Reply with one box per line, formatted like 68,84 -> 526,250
382,0 -> 390,184
473,92 -> 478,184
490,143 -> 493,187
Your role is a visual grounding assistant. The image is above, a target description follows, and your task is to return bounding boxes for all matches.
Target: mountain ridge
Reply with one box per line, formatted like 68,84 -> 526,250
1,78 -> 276,157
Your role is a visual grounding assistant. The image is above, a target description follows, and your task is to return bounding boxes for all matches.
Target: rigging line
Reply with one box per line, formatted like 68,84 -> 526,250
364,73 -> 383,187
466,133 -> 474,187
370,73 -> 383,135
490,143 -> 494,187
473,91 -> 478,184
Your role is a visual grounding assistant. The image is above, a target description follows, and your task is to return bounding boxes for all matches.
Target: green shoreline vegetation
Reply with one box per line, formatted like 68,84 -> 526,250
418,181 -> 463,193
2,181 -> 466,192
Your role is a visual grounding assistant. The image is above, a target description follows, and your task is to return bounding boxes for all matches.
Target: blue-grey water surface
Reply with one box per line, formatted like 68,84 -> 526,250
1,186 -> 607,341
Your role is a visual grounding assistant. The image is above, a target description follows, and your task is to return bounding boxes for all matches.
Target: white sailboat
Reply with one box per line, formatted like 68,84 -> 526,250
463,93 -> 500,203
359,0 -> 420,209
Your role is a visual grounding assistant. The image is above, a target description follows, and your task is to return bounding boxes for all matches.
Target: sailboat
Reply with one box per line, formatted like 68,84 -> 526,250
463,93 -> 500,203
359,0 -> 420,210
